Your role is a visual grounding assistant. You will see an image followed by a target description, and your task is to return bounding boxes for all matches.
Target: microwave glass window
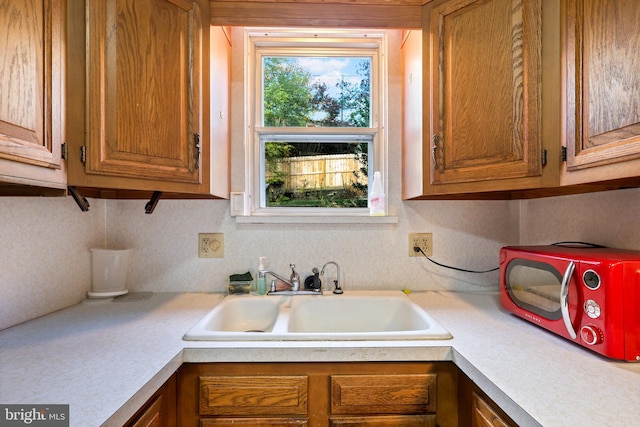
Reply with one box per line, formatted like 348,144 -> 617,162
505,259 -> 563,320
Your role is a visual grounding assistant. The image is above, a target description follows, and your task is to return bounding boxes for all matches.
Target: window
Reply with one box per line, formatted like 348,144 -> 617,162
247,29 -> 387,215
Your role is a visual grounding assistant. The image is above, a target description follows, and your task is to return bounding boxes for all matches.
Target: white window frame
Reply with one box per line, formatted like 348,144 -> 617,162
244,28 -> 388,217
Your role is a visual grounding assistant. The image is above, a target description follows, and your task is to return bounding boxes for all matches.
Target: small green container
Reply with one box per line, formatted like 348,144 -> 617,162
227,280 -> 253,294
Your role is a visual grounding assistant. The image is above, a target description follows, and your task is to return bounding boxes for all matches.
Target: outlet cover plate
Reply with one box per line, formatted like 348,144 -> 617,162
409,232 -> 433,257
199,233 -> 224,258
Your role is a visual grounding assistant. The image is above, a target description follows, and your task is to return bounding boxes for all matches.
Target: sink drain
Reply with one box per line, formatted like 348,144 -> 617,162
244,329 -> 265,333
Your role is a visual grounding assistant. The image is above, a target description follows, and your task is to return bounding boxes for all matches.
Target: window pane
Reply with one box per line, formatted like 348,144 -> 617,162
262,57 -> 371,127
261,138 -> 369,208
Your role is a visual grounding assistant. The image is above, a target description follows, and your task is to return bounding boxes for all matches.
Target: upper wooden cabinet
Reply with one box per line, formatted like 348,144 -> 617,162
563,0 -> 640,186
66,0 -> 229,199
429,0 -> 543,186
85,0 -> 202,184
404,0 -> 560,199
405,0 -> 640,199
0,0 -> 67,195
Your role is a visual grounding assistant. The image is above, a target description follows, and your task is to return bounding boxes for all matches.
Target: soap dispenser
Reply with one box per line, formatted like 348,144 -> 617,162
256,256 -> 267,295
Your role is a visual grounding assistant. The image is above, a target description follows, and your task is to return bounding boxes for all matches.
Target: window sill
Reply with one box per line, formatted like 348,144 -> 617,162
235,215 -> 398,225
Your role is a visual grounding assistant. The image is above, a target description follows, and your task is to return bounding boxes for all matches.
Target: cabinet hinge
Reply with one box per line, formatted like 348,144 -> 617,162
561,146 -> 567,162
194,133 -> 201,170
541,149 -> 547,167
61,143 -> 67,160
80,145 -> 86,164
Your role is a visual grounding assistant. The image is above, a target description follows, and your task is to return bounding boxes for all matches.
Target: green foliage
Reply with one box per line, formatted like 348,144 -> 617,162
263,57 -> 371,128
263,58 -> 313,126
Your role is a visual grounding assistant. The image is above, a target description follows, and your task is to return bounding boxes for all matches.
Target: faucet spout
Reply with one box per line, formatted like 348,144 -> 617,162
260,263 -> 301,293
321,261 -> 343,294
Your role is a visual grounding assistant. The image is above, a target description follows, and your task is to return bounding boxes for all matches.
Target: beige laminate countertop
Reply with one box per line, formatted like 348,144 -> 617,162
1,291 -> 639,426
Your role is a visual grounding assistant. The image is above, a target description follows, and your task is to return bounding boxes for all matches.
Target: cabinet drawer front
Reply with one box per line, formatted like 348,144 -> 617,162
201,417 -> 308,426
199,375 -> 308,416
330,414 -> 436,427
331,374 -> 437,414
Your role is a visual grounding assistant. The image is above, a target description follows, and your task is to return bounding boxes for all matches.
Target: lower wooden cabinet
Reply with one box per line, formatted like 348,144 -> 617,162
458,372 -> 516,427
124,362 -> 520,427
124,374 -> 176,427
177,362 -> 458,427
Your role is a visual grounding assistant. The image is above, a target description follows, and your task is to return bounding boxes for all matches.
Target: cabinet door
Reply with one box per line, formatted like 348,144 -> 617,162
124,374 -> 176,427
471,392 -> 510,427
84,0 -> 201,184
458,372 -> 516,427
426,0 -> 544,187
0,0 -> 66,191
565,0 -> 640,171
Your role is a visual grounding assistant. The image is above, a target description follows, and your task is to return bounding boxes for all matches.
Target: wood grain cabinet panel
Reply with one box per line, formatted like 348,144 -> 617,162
201,418 -> 308,426
565,0 -> 640,172
329,414 -> 436,427
428,0 -> 543,186
199,375 -> 308,416
84,0 -> 201,184
330,374 -> 437,415
402,0 -> 561,199
471,392 -> 510,427
65,0 -> 230,198
0,0 -> 66,193
178,362 -> 458,427
124,374 -> 176,427
458,372 -> 516,427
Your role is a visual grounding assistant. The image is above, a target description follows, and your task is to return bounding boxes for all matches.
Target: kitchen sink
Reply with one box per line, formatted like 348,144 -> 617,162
183,291 -> 452,341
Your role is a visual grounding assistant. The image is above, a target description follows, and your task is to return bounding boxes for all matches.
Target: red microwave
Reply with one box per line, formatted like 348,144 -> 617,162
500,244 -> 640,361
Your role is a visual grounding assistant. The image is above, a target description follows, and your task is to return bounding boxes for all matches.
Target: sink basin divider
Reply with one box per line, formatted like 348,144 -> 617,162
271,306 -> 292,334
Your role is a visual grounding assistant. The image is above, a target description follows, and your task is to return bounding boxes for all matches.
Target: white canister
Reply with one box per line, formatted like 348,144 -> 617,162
88,248 -> 132,298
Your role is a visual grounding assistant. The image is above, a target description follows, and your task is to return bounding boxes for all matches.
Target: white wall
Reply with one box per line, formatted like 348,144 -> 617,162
519,187 -> 640,248
0,197 -> 106,330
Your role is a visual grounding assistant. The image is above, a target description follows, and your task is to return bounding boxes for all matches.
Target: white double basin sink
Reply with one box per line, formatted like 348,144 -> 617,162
183,291 -> 452,341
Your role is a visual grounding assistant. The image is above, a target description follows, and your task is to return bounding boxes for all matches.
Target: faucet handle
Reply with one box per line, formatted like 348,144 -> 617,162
289,264 -> 299,278
289,263 -> 300,290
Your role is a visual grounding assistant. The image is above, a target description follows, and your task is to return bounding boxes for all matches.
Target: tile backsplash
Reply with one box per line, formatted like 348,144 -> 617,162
0,198 -> 106,329
3,186 -> 640,331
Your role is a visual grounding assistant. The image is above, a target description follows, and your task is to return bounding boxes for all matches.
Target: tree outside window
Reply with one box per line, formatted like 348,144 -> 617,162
261,56 -> 372,207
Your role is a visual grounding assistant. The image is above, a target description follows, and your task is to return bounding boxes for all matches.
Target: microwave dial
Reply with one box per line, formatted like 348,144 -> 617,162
583,269 -> 601,289
584,299 -> 601,319
580,325 -> 603,346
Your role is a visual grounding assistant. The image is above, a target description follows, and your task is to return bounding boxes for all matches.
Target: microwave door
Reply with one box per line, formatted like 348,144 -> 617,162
560,261 -> 577,339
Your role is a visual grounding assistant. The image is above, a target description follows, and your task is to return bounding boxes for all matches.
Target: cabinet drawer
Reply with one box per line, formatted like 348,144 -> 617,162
201,417 -> 308,426
330,414 -> 436,426
199,375 -> 308,416
330,374 -> 437,415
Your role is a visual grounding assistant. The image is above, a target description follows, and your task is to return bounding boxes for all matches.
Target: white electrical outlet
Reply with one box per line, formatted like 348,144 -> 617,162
199,233 -> 224,258
409,233 -> 433,257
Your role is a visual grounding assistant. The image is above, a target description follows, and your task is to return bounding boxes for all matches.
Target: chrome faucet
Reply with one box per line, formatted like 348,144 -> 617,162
261,263 -> 301,293
321,261 -> 343,294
